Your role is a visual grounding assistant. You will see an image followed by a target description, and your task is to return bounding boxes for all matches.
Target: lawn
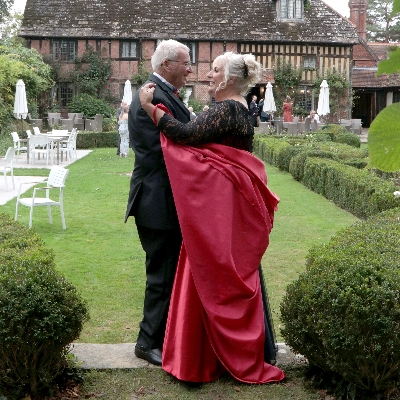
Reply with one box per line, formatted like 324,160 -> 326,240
0,148 -> 359,398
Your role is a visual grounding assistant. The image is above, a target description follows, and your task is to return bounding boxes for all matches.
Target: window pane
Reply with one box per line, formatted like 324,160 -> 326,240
280,0 -> 302,19
122,42 -> 137,58
182,42 -> 196,63
60,83 -> 67,106
68,41 -> 75,61
130,42 -> 137,57
53,40 -> 75,61
303,56 -> 316,68
122,43 -> 129,57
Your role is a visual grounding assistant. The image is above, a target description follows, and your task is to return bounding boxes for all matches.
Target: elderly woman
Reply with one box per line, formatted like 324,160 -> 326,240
139,52 -> 285,384
118,105 -> 129,157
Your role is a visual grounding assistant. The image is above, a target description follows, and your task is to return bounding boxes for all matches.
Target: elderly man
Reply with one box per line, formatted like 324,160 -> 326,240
125,40 -> 192,366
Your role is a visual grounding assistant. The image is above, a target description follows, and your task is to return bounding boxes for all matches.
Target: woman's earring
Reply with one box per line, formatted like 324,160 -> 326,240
216,81 -> 227,92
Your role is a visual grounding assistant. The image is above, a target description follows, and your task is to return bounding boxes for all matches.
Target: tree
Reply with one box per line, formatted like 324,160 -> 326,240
367,0 -> 400,42
0,0 -> 13,24
0,43 -> 54,130
0,11 -> 24,45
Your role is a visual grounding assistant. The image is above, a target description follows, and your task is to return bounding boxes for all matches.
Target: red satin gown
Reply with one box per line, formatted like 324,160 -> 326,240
160,132 -> 285,384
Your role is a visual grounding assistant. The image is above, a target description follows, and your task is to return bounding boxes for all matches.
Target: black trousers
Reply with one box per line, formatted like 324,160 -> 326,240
136,224 -> 182,350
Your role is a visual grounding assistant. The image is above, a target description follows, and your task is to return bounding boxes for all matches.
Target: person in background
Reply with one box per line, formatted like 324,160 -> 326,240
125,39 -> 192,366
249,94 -> 259,127
283,95 -> 293,122
309,110 -> 319,129
188,106 -> 196,120
118,105 -> 129,157
139,51 -> 285,384
116,101 -> 127,155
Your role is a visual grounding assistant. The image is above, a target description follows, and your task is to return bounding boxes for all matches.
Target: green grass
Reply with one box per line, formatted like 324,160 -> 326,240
80,366 -> 321,399
0,148 -> 358,343
0,148 -> 359,398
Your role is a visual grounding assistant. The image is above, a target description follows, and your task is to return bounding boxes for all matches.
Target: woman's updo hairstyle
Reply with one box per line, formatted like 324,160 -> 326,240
217,52 -> 261,96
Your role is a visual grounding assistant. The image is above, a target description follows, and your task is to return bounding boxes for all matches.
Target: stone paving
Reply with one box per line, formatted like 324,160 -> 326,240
70,342 -> 306,370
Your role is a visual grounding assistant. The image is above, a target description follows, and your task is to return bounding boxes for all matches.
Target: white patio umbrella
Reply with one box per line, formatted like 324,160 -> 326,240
263,82 -> 276,126
122,80 -> 133,105
317,79 -> 330,117
13,79 -> 29,135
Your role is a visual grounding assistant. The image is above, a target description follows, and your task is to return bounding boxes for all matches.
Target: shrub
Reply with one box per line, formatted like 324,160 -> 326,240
280,207 -> 400,397
289,150 -> 339,181
342,158 -> 368,169
102,117 -> 117,132
334,132 -> 361,148
302,158 -> 400,218
68,93 -> 115,118
77,131 -> 119,148
0,214 -> 89,399
252,135 -> 291,166
188,97 -> 207,113
275,145 -> 304,171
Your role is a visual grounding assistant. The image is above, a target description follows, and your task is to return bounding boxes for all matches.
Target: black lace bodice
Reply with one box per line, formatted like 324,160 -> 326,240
158,99 -> 254,151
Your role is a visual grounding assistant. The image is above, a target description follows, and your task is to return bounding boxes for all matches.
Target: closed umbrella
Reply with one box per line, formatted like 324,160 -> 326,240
122,80 -> 132,105
317,79 -> 330,117
263,82 -> 276,126
13,79 -> 29,135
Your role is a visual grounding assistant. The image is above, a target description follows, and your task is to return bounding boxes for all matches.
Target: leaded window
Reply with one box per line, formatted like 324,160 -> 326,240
121,41 -> 138,58
53,40 -> 76,61
279,0 -> 303,20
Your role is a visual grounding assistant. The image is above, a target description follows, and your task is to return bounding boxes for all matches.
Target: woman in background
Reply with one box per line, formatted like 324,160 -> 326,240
283,95 -> 293,122
118,105 -> 129,157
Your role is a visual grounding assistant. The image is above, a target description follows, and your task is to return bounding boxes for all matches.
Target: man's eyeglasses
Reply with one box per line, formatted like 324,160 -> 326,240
167,60 -> 193,69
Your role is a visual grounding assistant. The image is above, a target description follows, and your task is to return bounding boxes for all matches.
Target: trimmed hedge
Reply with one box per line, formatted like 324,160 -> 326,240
254,134 -> 399,218
0,214 -> 89,399
302,158 -> 399,218
76,130 -> 119,149
280,207 -> 400,397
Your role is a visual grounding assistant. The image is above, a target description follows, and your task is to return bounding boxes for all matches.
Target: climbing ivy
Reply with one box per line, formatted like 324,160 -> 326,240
71,46 -> 112,98
132,59 -> 151,87
273,57 -> 303,114
312,69 -> 350,122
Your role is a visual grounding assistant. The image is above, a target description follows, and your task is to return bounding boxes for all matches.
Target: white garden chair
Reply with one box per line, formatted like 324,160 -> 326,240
15,167 -> 70,229
60,129 -> 78,161
1,147 -> 15,191
11,131 -> 28,157
29,134 -> 53,165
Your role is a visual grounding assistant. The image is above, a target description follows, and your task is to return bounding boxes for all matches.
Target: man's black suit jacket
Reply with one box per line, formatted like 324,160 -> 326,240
125,74 -> 190,229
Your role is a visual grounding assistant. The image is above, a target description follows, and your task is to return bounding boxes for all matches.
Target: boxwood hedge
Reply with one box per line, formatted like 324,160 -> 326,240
0,213 -> 89,399
280,207 -> 400,397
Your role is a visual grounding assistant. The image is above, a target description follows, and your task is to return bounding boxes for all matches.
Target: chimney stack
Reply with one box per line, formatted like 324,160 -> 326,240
349,0 -> 368,40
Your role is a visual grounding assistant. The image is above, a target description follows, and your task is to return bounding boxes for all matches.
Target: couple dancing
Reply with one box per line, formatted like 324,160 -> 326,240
125,39 -> 285,384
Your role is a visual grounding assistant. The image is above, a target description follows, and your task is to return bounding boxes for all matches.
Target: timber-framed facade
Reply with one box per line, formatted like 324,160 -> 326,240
20,0 -> 359,118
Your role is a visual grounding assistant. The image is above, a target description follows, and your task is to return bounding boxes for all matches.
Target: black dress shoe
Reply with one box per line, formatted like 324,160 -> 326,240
135,344 -> 162,366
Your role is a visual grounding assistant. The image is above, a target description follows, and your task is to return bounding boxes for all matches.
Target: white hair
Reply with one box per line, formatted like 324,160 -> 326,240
215,52 -> 261,96
151,40 -> 190,72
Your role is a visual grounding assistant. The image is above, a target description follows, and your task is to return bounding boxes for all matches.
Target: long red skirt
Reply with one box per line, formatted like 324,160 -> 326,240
161,135 -> 285,383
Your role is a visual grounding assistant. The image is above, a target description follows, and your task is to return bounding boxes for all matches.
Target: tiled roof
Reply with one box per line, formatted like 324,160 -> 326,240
367,42 -> 400,60
20,0 -> 359,44
352,67 -> 400,88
